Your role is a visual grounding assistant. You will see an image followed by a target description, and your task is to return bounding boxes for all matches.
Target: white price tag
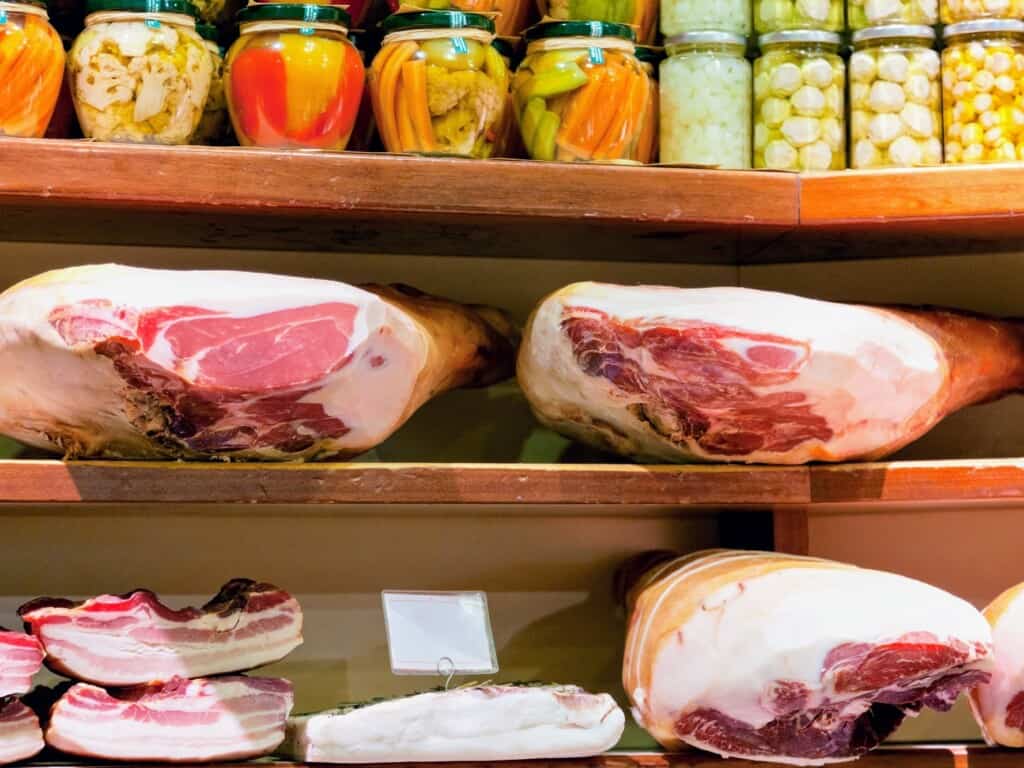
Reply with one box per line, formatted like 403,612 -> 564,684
382,591 -> 498,676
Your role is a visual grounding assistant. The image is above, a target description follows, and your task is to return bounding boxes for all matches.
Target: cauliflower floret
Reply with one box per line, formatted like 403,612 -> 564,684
426,67 -> 503,156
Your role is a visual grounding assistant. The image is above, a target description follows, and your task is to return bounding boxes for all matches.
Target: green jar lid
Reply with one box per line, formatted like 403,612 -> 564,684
524,20 -> 635,43
86,0 -> 197,15
196,20 -> 217,39
380,10 -> 494,34
237,3 -> 351,26
634,44 -> 663,65
491,36 -> 514,59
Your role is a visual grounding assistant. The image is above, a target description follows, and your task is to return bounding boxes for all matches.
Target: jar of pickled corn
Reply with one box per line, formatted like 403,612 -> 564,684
942,0 -> 1024,23
369,11 -> 508,158
754,30 -> 844,170
192,21 -> 229,144
635,44 -> 662,163
943,20 -> 1024,164
0,0 -> 65,137
662,0 -> 750,37
226,4 -> 364,150
849,26 -> 941,168
849,0 -> 937,28
755,0 -> 842,33
661,32 -> 750,168
537,0 -> 656,45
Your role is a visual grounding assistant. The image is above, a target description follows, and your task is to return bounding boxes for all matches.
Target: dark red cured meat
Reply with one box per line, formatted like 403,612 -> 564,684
1005,692 -> 1024,730
561,308 -> 833,457
827,635 -> 970,695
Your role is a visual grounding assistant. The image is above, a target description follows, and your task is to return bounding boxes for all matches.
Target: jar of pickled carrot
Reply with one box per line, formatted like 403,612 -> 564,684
537,0 -> 655,45
0,0 -> 65,138
511,21 -> 649,163
369,11 -> 509,158
225,4 -> 365,150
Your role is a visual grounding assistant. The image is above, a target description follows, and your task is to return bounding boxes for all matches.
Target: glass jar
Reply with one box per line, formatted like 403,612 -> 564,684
192,22 -> 229,144
942,0 -> 1024,23
346,28 -> 377,151
226,5 -> 364,150
69,0 -> 212,144
662,0 -> 750,38
755,0 -> 842,33
536,0 -> 656,45
512,21 -> 649,162
369,11 -> 508,158
849,26 -> 940,168
942,20 -> 1024,164
848,0 -> 937,28
661,32 -> 750,168
754,30 -> 844,170
384,0 -> 526,38
635,44 -> 661,163
0,0 -> 65,138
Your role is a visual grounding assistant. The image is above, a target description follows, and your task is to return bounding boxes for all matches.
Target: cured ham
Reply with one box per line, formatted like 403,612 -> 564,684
519,283 -> 1024,464
46,676 -> 294,762
623,550 -> 993,766
0,264 -> 517,460
20,578 -> 302,686
970,582 -> 1024,746
0,630 -> 43,697
285,684 -> 625,763
0,700 -> 44,765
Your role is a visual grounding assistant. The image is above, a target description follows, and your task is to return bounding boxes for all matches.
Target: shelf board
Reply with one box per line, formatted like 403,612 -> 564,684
0,138 -> 795,263
2,459 -> 1023,507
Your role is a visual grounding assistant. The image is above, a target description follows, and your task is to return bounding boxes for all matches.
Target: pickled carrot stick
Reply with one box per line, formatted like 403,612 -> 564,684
558,61 -> 625,158
369,42 -> 403,149
594,64 -> 646,159
375,41 -> 418,152
401,59 -> 435,152
395,70 -> 419,151
555,65 -> 607,151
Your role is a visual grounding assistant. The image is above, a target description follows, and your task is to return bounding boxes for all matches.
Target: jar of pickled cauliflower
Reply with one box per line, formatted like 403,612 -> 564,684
369,11 -> 508,158
942,0 -> 1024,23
635,44 -> 661,162
69,0 -> 211,143
226,4 -> 364,150
755,0 -> 842,33
537,0 -> 656,45
943,20 -> 1024,164
849,0 -> 936,28
661,32 -> 750,168
512,21 -> 649,162
662,0 -> 750,38
849,26 -> 941,168
192,22 -> 229,144
754,30 -> 844,170
0,0 -> 65,137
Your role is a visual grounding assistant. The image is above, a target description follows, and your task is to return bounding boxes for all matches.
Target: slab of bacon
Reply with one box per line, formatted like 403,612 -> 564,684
20,579 -> 302,686
45,676 -> 294,762
519,283 -> 1024,464
623,550 -> 994,765
285,684 -> 624,763
971,581 -> 1024,747
0,700 -> 44,765
0,629 -> 43,698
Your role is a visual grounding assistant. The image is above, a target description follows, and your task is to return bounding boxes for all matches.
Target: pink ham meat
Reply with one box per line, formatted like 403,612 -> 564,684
0,630 -> 43,698
20,579 -> 302,686
0,700 -> 43,764
0,264 -> 517,459
45,676 -> 294,762
519,283 -> 1024,463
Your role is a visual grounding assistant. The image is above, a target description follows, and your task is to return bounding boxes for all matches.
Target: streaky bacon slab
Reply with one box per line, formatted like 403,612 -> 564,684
0,700 -> 43,765
0,629 -> 43,698
20,579 -> 302,686
45,676 -> 294,762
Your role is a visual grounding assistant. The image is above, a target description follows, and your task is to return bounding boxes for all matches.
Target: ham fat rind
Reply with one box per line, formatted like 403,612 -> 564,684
285,684 -> 625,762
0,700 -> 43,765
0,629 -> 43,697
46,676 -> 294,762
0,265 -> 517,460
519,283 -> 1024,464
623,550 -> 994,766
970,582 -> 1024,746
20,579 -> 302,686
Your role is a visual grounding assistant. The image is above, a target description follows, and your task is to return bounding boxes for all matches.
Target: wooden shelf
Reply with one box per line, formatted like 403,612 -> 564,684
2,458 -> 1023,507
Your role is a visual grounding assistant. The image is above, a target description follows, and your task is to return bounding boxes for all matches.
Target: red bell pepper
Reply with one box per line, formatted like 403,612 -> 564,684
230,46 -> 289,145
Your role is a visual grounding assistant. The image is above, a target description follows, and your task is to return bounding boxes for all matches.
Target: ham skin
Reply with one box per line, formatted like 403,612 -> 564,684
970,581 -> 1024,746
20,579 -> 302,686
519,283 -> 1024,464
0,700 -> 43,765
0,629 -> 43,698
623,550 -> 994,766
0,265 -> 517,460
285,684 -> 625,763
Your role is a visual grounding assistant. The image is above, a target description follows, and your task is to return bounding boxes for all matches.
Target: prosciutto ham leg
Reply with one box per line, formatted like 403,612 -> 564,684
519,283 -> 1024,464
0,630 -> 43,698
0,700 -> 44,765
45,676 -> 294,762
0,265 -> 517,460
970,582 -> 1024,746
623,550 -> 994,766
20,579 -> 302,686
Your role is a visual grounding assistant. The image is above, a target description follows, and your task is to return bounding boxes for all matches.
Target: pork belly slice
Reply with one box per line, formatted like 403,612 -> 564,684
0,264 -> 517,460
624,550 -> 994,766
0,700 -> 44,765
519,282 -> 1024,464
285,684 -> 624,763
0,630 -> 43,698
20,579 -> 302,686
971,581 -> 1024,746
46,676 -> 293,762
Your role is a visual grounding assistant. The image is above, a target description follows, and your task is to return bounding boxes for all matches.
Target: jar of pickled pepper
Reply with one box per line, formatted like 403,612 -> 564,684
512,21 -> 649,163
0,0 -> 64,138
226,4 -> 365,150
369,11 -> 509,158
